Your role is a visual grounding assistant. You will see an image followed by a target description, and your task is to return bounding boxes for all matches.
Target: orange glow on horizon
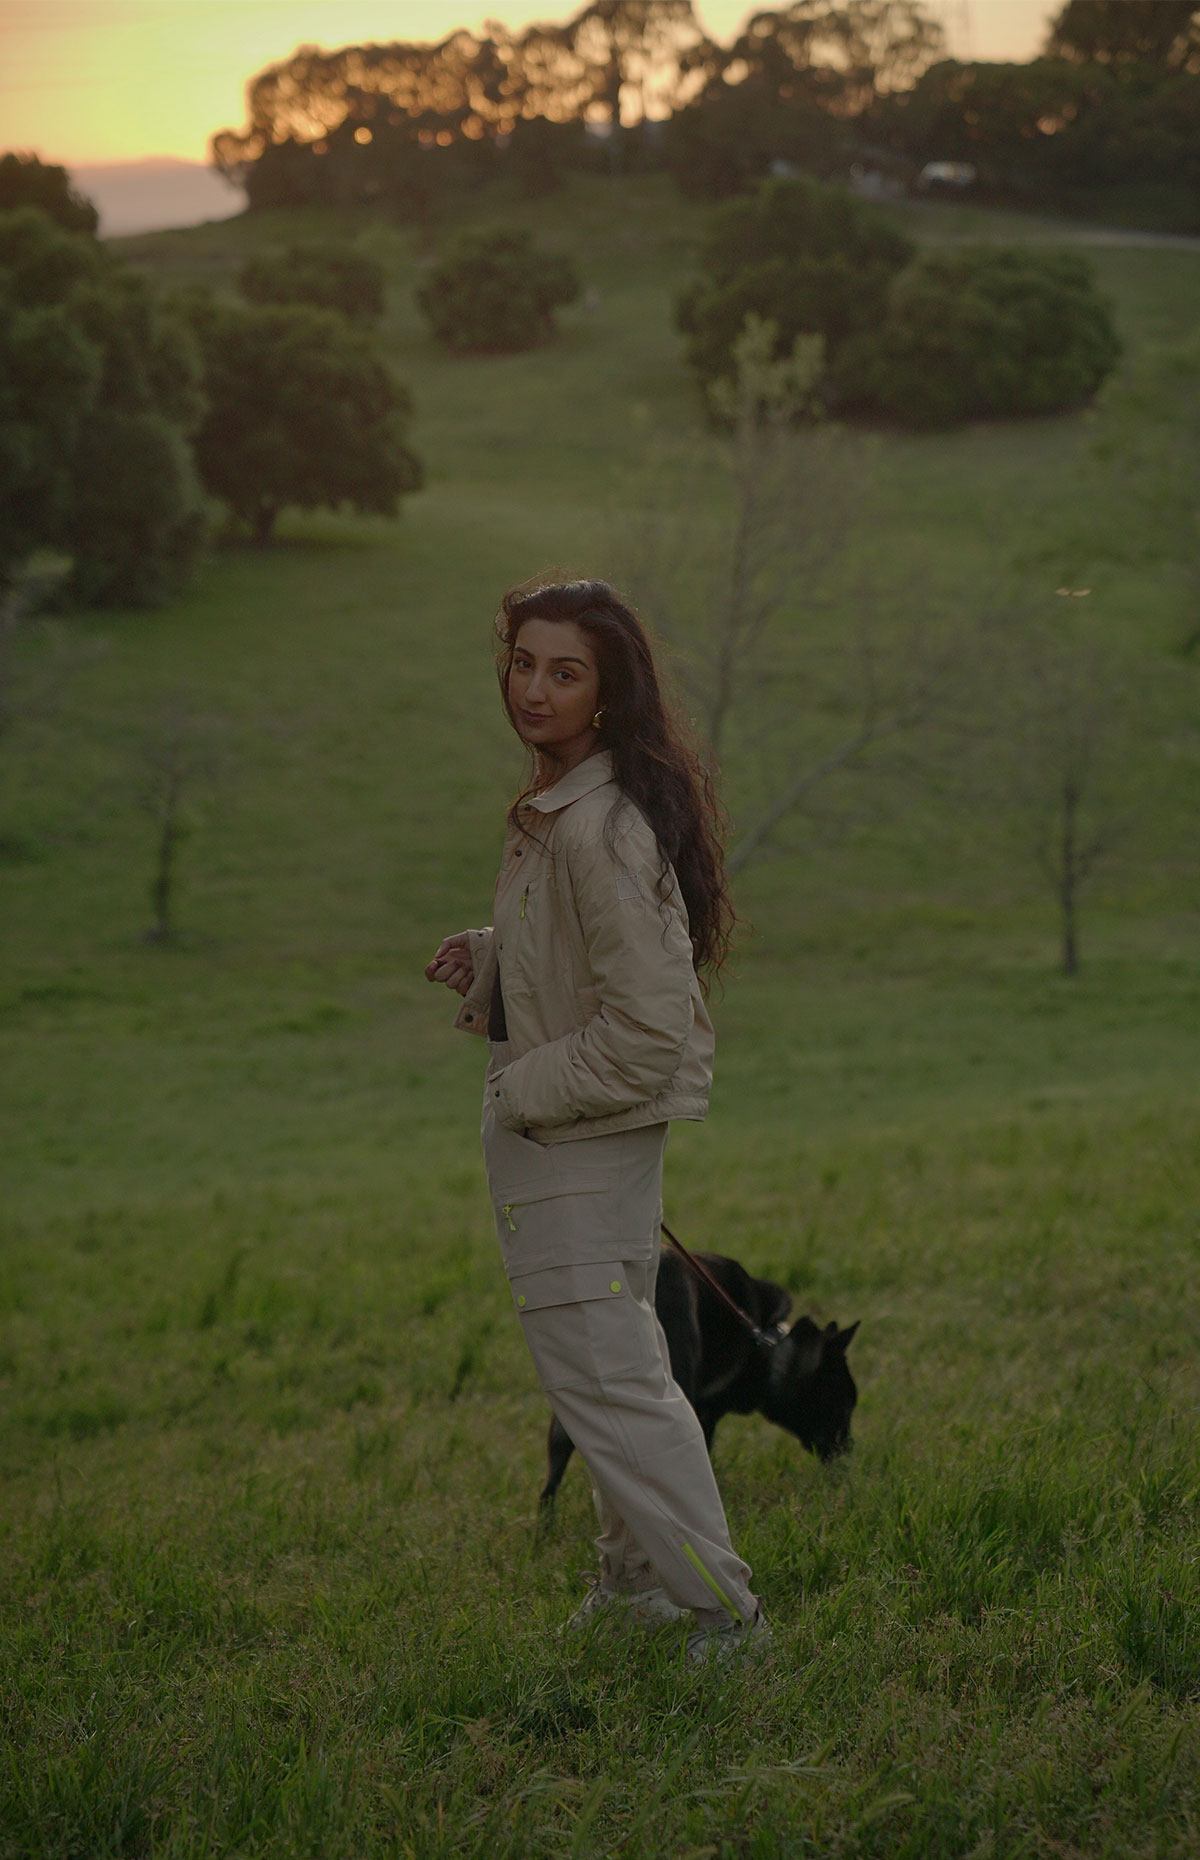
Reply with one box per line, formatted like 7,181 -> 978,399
0,0 -> 1062,170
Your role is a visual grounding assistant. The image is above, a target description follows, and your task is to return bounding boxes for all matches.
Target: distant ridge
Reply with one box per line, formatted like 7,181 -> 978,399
67,158 -> 246,238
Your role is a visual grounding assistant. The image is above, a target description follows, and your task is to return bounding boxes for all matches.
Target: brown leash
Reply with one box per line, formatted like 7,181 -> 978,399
660,1222 -> 778,1352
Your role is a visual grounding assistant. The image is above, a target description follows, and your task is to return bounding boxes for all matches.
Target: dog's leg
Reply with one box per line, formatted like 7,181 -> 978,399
539,1414 -> 576,1507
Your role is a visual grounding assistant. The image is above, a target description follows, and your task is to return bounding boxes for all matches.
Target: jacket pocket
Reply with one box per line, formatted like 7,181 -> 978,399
483,1098 -> 607,1202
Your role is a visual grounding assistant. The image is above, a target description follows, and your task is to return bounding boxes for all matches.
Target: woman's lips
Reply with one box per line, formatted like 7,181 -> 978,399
519,710 -> 552,726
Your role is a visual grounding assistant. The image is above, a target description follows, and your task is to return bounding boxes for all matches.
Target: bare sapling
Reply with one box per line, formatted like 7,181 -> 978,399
137,698 -> 227,944
972,588 -> 1138,977
615,314 -> 950,872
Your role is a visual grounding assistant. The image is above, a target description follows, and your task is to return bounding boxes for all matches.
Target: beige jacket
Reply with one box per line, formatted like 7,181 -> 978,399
455,751 -> 714,1144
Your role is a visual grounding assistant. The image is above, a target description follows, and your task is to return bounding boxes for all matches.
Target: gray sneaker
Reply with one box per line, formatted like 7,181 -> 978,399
561,1574 -> 686,1635
685,1605 -> 772,1664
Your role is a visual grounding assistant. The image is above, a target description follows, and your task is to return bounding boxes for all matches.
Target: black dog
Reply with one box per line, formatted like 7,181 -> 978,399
539,1248 -> 859,1505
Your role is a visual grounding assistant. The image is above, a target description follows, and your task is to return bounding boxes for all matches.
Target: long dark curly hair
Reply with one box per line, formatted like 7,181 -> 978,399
495,578 -> 735,983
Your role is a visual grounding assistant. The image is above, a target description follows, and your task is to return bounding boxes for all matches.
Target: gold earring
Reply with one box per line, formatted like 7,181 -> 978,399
591,709 -> 605,729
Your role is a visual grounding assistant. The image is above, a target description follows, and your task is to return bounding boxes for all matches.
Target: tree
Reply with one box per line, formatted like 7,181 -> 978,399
507,115 -> 592,196
210,31 -> 526,189
64,265 -> 207,607
972,594 -> 1138,976
665,74 -> 849,198
615,315 -> 945,871
136,697 -> 228,944
880,57 -> 1115,180
727,0 -> 944,120
0,207 -> 206,607
0,275 -> 98,595
0,152 -> 99,236
624,317 -> 833,760
238,243 -> 386,322
565,0 -> 719,131
68,409 -> 207,609
833,245 -> 1121,427
207,3 -> 718,205
878,52 -> 1200,219
1046,2 -> 1200,74
661,0 -> 945,201
675,173 -> 913,401
183,295 -> 422,543
0,202 -> 99,313
416,226 -> 581,353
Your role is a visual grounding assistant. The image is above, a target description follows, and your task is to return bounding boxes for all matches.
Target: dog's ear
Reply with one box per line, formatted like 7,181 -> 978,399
788,1316 -> 824,1377
833,1320 -> 860,1352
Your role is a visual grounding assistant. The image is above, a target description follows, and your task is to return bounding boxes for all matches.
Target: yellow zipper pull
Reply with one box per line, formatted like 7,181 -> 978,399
520,886 -> 529,919
501,1204 -> 517,1232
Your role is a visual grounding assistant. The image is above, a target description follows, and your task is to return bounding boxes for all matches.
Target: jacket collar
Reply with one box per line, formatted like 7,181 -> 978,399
524,749 -> 615,814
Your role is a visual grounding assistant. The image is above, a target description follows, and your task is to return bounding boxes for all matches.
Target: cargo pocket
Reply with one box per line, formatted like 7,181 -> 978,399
493,1178 -> 627,1274
510,1260 -> 655,1392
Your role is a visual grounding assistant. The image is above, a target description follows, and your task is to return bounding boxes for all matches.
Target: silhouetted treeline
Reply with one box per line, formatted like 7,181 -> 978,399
210,0 -> 720,208
209,0 -> 945,209
210,1 -> 1200,226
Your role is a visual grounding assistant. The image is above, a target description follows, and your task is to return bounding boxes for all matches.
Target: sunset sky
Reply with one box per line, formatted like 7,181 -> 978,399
1,0 -> 1062,169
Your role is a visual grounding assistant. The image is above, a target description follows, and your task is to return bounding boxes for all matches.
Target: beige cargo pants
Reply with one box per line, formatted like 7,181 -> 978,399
482,1076 -> 758,1624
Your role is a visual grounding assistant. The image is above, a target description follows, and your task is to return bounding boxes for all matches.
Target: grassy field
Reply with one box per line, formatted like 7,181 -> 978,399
2,175 -> 1199,1857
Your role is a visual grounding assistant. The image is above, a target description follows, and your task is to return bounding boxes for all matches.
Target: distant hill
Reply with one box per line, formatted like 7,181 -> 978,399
67,158 -> 245,237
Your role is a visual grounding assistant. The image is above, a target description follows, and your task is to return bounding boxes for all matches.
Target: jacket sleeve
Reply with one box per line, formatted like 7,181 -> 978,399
452,927 -> 495,1038
492,817 -> 695,1131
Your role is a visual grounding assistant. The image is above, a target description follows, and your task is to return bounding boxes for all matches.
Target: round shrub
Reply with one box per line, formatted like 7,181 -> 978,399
416,226 -> 581,354
183,295 -> 422,543
676,174 -> 914,400
832,245 -> 1122,427
238,242 -> 386,323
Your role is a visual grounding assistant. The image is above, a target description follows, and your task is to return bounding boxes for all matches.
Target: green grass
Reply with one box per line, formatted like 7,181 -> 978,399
2,175 -> 1199,1856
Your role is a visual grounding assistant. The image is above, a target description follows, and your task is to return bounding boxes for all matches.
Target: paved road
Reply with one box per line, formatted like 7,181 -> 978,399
1017,222 -> 1200,251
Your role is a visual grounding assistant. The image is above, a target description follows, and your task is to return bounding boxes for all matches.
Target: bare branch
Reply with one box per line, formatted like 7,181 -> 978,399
135,695 -> 231,944
962,585 -> 1143,975
727,573 -> 951,873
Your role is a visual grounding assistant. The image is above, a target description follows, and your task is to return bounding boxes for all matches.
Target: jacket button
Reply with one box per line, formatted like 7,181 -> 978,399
610,1280 -> 621,1293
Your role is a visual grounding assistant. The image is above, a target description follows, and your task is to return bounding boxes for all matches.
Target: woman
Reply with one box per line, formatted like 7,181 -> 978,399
425,579 -> 767,1660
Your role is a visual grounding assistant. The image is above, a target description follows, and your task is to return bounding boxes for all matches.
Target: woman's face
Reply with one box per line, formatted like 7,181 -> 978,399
508,618 -> 602,770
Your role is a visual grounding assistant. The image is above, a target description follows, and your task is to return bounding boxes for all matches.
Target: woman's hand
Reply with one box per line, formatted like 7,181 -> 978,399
425,932 -> 474,997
